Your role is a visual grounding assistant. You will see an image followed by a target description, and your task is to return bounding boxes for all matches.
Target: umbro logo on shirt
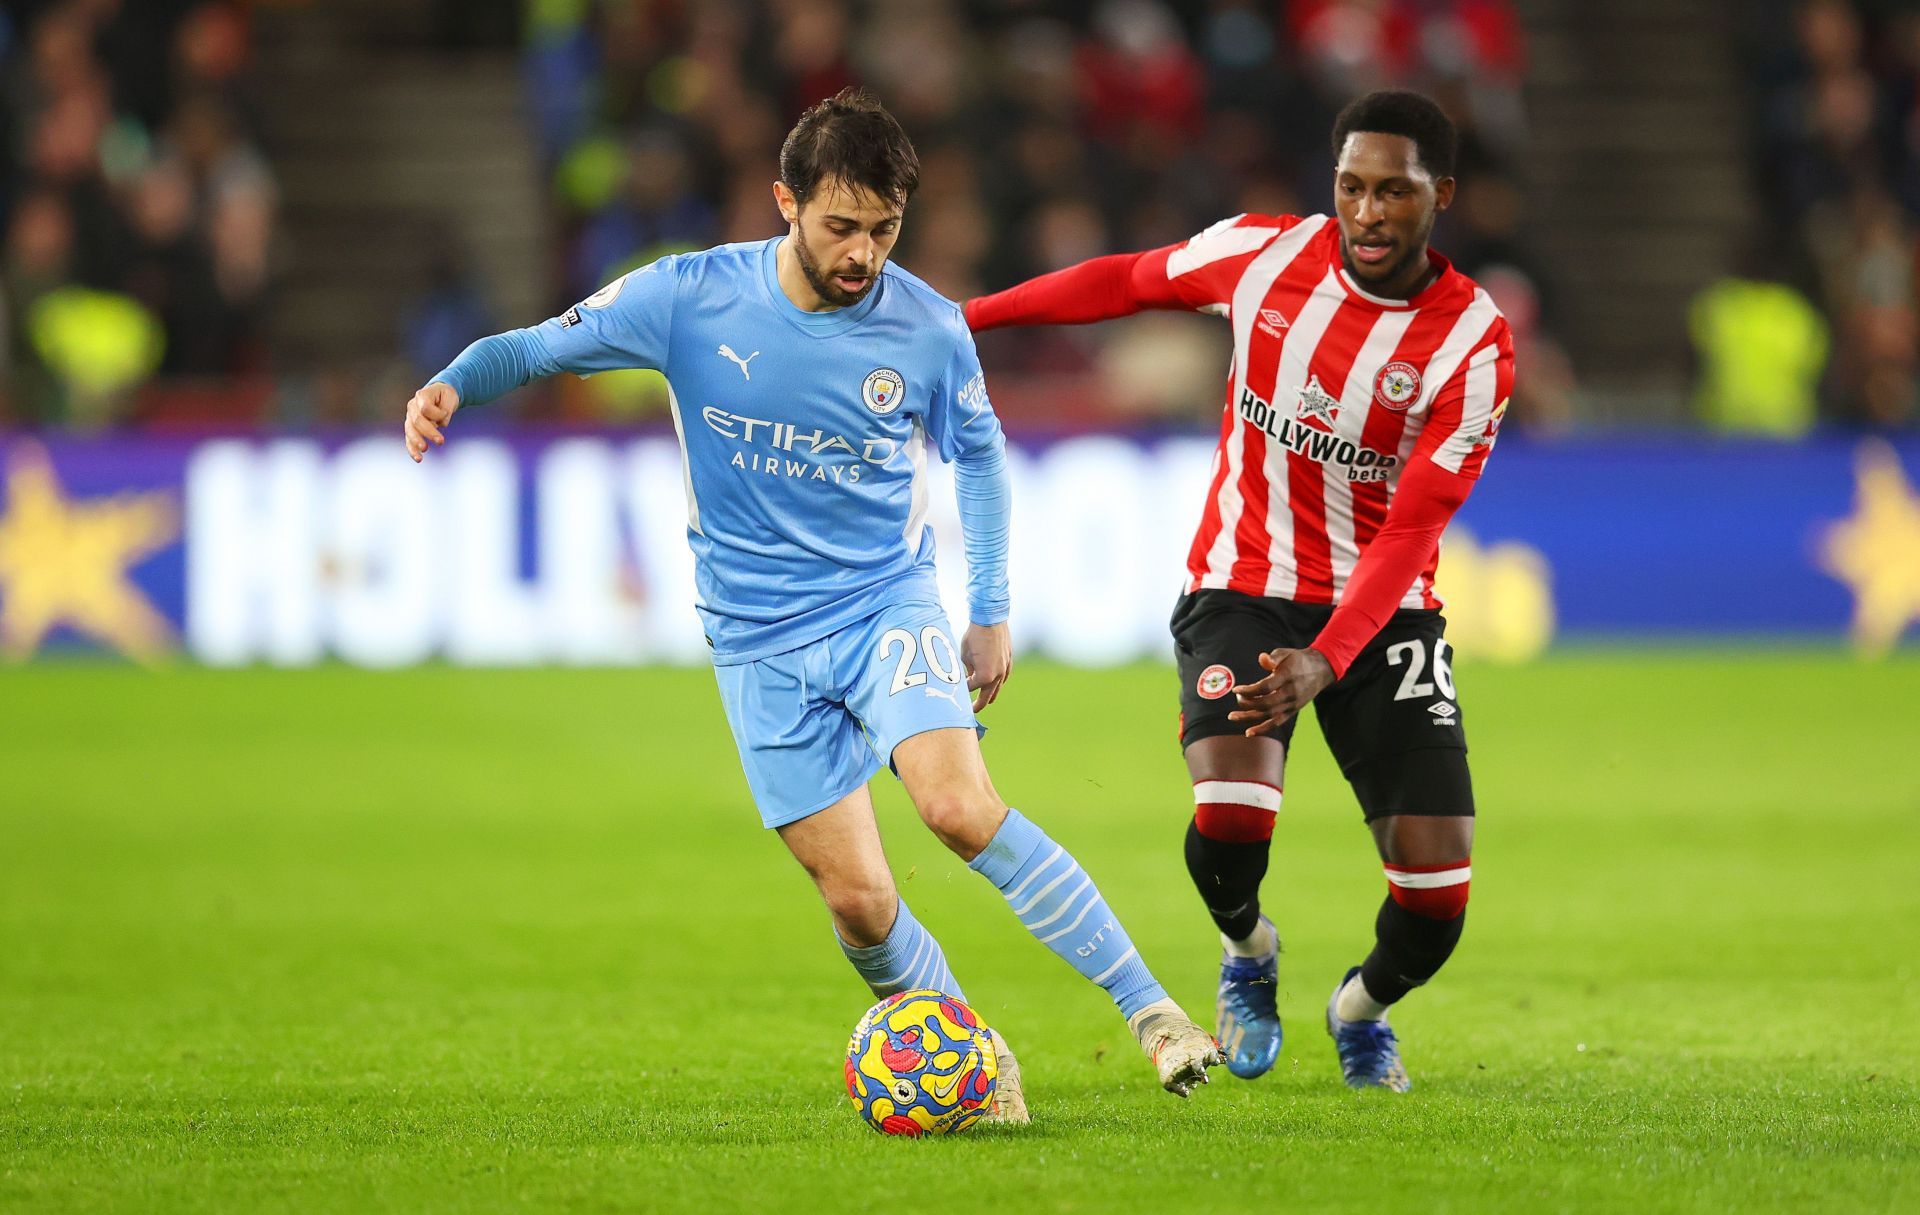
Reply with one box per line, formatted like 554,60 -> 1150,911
1256,308 -> 1290,338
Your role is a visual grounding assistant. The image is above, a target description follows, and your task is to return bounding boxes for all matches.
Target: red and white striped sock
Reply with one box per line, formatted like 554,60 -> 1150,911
1383,858 -> 1472,920
1191,780 -> 1281,842
1338,859 -> 1473,1022
1191,780 -> 1281,957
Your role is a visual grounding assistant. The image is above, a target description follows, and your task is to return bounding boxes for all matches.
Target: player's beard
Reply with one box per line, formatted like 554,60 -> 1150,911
1343,210 -> 1437,294
794,232 -> 876,308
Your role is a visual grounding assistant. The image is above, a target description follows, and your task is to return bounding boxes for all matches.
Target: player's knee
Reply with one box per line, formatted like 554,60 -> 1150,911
915,787 -> 1004,859
822,876 -> 898,943
1384,858 -> 1471,919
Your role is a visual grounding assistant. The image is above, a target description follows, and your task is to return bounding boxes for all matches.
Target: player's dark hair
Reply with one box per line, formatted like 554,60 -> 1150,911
779,87 -> 921,209
1330,90 -> 1459,180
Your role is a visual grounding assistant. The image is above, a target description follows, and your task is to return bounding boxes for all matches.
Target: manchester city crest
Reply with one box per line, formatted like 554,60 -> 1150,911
863,368 -> 905,415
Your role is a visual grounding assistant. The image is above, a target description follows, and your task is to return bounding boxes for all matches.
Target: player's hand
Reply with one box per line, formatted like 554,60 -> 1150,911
961,621 -> 1012,713
404,382 -> 461,463
1228,647 -> 1336,737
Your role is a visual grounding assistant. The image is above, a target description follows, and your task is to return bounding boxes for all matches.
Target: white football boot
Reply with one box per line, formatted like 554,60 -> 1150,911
984,1029 -> 1031,1123
1126,998 -> 1227,1097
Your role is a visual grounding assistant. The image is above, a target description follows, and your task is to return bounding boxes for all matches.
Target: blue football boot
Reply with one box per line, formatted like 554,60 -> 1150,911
1325,966 -> 1411,1091
1215,916 -> 1283,1079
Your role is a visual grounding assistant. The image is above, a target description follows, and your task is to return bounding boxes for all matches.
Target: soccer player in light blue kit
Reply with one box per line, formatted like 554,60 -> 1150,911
402,90 -> 1222,1117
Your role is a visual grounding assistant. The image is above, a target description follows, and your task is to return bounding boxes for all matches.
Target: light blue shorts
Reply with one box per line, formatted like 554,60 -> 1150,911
713,599 -> 981,829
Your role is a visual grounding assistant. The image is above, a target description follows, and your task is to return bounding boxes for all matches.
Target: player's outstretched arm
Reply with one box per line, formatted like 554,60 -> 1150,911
403,261 -> 682,464
963,215 -> 1293,334
963,248 -> 1188,333
400,326 -> 548,464
404,382 -> 459,462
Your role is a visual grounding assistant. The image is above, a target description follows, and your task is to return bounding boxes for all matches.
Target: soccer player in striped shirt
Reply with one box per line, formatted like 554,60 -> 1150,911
965,91 -> 1513,1091
404,90 -> 1223,1117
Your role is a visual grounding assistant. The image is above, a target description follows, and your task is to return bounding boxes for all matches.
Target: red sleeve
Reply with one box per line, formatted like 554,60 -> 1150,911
1306,457 -> 1476,679
964,213 -> 1300,332
964,248 -> 1183,331
1306,327 -> 1515,678
1416,321 -> 1515,480
1305,316 -> 1512,679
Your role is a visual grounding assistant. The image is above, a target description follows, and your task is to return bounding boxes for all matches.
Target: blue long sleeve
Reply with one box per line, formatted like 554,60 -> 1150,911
428,328 -> 546,407
953,443 -> 1011,625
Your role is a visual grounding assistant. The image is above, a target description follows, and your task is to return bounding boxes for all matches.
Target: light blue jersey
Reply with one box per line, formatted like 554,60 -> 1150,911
426,236 -> 1177,1032
431,237 -> 1009,666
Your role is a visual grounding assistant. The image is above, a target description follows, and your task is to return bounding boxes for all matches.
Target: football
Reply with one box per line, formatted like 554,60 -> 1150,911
845,989 -> 998,1136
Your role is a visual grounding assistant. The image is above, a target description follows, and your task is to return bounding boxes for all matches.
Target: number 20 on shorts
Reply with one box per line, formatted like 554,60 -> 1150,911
880,626 -> 964,695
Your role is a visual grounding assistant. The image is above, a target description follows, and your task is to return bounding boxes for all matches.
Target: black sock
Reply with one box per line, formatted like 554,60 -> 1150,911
1359,896 -> 1465,1005
1184,818 -> 1269,941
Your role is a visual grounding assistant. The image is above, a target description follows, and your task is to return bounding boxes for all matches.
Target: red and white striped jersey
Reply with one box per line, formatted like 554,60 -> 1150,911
1163,213 -> 1514,608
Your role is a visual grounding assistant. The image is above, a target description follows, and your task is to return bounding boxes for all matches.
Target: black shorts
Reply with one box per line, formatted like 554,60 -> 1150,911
1171,588 -> 1474,821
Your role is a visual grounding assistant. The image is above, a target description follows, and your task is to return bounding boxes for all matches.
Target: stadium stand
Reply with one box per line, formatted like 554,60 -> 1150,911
0,0 -> 1914,431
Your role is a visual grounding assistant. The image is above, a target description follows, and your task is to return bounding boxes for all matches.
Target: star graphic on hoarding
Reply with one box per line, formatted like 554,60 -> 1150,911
1818,440 -> 1920,658
0,441 -> 178,663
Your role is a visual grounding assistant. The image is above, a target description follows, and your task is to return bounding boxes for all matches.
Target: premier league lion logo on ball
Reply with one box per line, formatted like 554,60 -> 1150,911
845,990 -> 997,1135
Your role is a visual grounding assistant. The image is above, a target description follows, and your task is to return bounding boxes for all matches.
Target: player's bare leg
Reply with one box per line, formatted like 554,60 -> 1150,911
777,786 -> 898,947
894,728 -> 1224,1098
777,785 -> 1028,1119
1183,734 -> 1288,1079
778,779 -> 1028,1122
1327,812 -> 1474,1091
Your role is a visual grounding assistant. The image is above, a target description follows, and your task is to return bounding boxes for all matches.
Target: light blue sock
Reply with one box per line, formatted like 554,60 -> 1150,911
968,808 -> 1167,1019
837,897 -> 967,1001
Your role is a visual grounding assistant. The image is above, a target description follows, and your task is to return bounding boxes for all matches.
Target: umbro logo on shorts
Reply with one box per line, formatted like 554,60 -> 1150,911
1427,700 -> 1457,723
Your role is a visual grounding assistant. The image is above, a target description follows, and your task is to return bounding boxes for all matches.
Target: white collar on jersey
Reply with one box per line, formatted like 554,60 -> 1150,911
1337,268 -> 1419,308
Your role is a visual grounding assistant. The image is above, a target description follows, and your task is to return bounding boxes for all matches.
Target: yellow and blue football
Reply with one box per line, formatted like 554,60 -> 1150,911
845,989 -> 997,1136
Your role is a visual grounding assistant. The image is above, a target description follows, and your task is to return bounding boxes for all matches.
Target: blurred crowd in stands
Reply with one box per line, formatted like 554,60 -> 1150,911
1702,0 -> 1920,434
0,0 -> 274,427
5,0 -> 1919,434
514,0 -> 1572,427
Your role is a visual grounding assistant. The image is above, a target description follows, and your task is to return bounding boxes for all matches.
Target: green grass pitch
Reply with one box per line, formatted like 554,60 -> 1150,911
3,653 -> 1916,1213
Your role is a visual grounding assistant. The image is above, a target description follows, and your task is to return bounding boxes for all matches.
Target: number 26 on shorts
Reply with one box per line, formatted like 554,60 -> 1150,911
1386,637 -> 1455,701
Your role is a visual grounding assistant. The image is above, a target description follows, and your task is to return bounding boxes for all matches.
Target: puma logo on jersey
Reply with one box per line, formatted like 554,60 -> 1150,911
1256,308 -> 1290,337
717,345 -> 760,380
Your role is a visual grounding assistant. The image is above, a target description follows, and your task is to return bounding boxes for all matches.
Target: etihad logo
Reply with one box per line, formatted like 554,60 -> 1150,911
1295,374 -> 1342,432
1237,388 -> 1399,483
701,406 -> 898,484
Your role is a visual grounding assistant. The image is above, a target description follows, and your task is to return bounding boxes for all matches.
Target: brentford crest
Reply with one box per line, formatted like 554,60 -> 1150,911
1373,361 -> 1421,411
1196,664 -> 1234,700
